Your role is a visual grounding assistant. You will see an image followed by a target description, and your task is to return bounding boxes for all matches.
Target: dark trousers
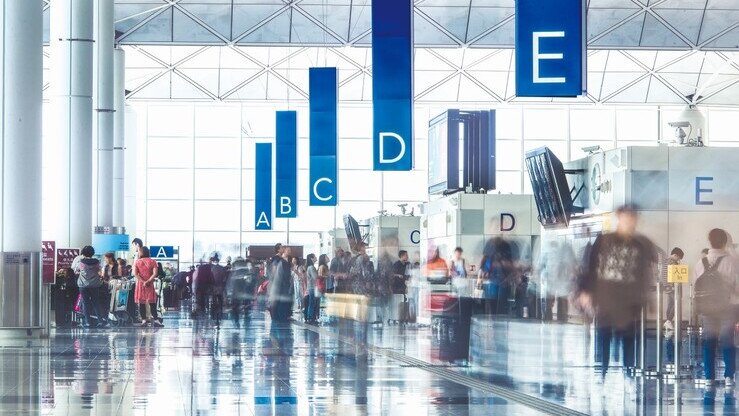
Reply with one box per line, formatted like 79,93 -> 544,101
665,295 -> 675,321
138,303 -> 159,322
702,315 -> 737,380
596,324 -> 637,376
271,300 -> 293,323
80,286 -> 108,326
304,294 -> 321,322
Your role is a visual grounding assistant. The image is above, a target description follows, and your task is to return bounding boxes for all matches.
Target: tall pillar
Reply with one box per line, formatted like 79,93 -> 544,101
51,0 -> 94,248
0,0 -> 43,329
113,48 -> 125,227
94,0 -> 114,228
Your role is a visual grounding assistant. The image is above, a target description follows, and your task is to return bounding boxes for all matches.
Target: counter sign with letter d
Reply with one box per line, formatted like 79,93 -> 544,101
515,0 -> 586,97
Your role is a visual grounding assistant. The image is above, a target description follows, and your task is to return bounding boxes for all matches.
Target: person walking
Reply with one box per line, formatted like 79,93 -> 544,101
305,254 -> 318,323
76,246 -> 109,328
577,205 -> 657,378
661,247 -> 684,331
269,246 -> 294,323
694,228 -> 739,386
134,247 -> 163,327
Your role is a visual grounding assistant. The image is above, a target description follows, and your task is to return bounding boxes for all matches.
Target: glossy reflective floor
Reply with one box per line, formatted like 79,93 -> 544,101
0,311 -> 537,416
3,310 -> 738,415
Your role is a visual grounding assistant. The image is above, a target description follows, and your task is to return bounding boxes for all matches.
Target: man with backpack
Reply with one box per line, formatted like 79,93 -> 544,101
694,228 -> 739,387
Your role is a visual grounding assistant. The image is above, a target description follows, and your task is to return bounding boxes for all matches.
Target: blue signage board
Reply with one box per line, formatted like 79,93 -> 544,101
92,233 -> 130,252
150,245 -> 175,259
275,111 -> 298,218
309,67 -> 338,206
515,0 -> 586,97
255,143 -> 273,230
371,0 -> 414,171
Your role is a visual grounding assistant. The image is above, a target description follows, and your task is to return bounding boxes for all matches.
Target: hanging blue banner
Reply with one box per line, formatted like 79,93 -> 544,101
275,111 -> 297,218
309,67 -> 338,206
372,0 -> 414,171
255,143 -> 273,230
515,0 -> 587,97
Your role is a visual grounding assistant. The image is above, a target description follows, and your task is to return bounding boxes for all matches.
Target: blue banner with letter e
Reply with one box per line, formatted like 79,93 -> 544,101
255,143 -> 273,230
309,67 -> 338,206
515,0 -> 586,97
372,0 -> 414,171
275,111 -> 297,218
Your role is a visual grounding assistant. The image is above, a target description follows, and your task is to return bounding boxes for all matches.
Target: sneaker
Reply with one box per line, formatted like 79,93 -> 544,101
663,320 -> 674,331
151,321 -> 164,328
725,377 -> 735,387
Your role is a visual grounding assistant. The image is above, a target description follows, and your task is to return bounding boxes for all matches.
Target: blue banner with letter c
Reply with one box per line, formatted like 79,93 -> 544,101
309,67 -> 338,206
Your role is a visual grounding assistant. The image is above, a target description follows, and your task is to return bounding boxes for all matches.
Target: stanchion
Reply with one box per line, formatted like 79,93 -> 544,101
646,284 -> 663,378
637,306 -> 646,375
667,282 -> 689,380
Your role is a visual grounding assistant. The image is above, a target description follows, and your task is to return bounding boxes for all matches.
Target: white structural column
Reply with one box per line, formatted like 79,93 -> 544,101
51,0 -> 94,248
113,48 -> 125,227
94,0 -> 114,228
0,0 -> 43,328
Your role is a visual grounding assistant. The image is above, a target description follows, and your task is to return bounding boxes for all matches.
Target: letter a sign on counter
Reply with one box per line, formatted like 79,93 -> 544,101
276,111 -> 297,218
372,0 -> 413,171
515,0 -> 586,97
255,143 -> 273,230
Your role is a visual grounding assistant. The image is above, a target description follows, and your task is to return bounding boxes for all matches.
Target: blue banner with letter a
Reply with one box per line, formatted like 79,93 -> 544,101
255,143 -> 273,230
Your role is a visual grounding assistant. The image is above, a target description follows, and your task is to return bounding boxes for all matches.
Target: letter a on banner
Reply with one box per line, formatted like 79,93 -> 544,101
372,0 -> 414,171
255,143 -> 273,230
309,67 -> 338,206
275,111 -> 298,218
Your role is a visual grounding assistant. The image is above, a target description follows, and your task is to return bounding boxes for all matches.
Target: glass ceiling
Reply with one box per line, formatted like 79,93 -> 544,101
40,0 -> 739,50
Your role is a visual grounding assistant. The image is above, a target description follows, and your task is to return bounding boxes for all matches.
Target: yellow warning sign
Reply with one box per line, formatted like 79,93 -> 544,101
668,264 -> 689,284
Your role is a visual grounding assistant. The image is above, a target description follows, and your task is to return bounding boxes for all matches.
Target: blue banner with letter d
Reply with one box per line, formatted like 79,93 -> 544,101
371,0 -> 414,171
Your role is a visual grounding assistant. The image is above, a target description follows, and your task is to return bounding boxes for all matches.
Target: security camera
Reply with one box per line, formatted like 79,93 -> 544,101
581,145 -> 602,154
668,121 -> 690,128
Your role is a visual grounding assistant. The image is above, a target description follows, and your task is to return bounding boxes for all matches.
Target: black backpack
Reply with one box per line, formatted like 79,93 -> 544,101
694,256 -> 731,316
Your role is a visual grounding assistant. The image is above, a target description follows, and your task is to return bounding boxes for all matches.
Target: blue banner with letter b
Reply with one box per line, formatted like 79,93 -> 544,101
275,111 -> 297,218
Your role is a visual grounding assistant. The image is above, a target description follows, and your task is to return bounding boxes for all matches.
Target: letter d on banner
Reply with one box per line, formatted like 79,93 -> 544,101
255,143 -> 272,230
372,0 -> 414,171
309,67 -> 338,206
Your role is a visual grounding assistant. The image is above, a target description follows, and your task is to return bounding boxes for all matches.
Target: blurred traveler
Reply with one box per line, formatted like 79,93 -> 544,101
134,247 -> 162,327
537,240 -> 577,322
424,247 -> 450,282
304,254 -> 318,323
329,248 -> 346,293
292,257 -> 306,313
661,247 -> 684,331
578,205 -> 657,378
477,237 -> 519,315
269,246 -> 295,323
102,253 -> 118,282
77,246 -> 108,328
694,228 -> 739,386
315,254 -> 329,321
449,247 -> 467,278
392,251 -> 410,294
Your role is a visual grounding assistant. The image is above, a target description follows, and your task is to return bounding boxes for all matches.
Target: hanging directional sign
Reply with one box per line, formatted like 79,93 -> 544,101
515,0 -> 587,97
371,0 -> 414,171
309,67 -> 338,206
255,143 -> 273,230
276,111 -> 298,218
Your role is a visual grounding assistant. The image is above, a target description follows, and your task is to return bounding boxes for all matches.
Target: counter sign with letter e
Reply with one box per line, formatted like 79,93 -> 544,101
515,0 -> 586,97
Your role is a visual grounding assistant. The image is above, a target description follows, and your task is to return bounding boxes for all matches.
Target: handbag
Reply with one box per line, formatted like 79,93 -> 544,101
74,294 -> 83,313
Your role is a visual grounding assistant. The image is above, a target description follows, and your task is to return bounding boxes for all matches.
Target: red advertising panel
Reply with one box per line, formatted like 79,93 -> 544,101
56,248 -> 80,271
42,241 -> 56,284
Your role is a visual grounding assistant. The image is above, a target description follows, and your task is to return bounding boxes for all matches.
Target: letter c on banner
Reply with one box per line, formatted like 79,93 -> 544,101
410,230 -> 420,245
379,132 -> 406,164
313,177 -> 334,202
280,197 -> 293,215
